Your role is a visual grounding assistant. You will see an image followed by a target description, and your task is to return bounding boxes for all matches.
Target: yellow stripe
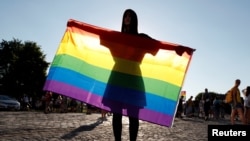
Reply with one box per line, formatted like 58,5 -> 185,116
56,30 -> 190,86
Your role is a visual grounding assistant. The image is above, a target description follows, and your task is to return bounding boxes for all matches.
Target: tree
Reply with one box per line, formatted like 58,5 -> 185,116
194,91 -> 232,114
195,91 -> 222,101
0,39 -> 50,100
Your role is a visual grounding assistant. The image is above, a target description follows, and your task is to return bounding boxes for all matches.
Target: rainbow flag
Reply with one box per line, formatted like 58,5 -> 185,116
43,19 -> 195,127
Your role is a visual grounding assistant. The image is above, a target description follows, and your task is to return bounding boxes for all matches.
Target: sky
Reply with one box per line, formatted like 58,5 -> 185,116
1,0 -> 250,100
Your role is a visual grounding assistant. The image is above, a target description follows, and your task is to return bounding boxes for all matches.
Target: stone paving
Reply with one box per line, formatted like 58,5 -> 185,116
0,111 -> 234,141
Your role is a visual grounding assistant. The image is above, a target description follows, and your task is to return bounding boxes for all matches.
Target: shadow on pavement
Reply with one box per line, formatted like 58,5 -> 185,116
61,118 -> 103,139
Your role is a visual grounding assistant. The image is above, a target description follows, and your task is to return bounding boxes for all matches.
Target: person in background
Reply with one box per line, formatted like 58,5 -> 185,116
176,95 -> 184,118
54,95 -> 62,112
243,86 -> 250,124
219,96 -> 225,118
199,98 -> 204,118
44,91 -> 53,114
185,96 -> 194,117
60,95 -> 68,113
212,96 -> 221,120
203,88 -> 211,121
193,99 -> 200,117
229,79 -> 246,125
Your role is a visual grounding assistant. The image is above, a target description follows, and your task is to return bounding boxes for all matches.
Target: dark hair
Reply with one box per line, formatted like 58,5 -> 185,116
121,9 -> 138,34
246,86 -> 250,96
235,79 -> 241,84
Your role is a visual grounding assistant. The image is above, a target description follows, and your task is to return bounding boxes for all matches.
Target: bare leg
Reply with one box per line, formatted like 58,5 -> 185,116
237,108 -> 246,124
230,109 -> 236,125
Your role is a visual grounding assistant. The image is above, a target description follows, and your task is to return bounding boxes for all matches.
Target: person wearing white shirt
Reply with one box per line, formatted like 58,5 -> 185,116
243,86 -> 250,124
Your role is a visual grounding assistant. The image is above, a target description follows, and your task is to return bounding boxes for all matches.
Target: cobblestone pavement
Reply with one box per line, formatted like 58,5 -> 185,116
0,111 -> 234,141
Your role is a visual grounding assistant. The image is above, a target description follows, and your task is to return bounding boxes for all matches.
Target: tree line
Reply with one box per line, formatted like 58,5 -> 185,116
0,38 -> 49,100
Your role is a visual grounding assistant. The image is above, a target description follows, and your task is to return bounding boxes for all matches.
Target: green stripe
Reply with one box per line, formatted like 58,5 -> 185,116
51,54 -> 180,100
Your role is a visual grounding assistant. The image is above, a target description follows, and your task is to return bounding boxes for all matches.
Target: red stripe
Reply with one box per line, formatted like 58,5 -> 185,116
67,19 -> 195,57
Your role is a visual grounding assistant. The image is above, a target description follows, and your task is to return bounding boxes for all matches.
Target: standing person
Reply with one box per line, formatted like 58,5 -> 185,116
203,88 -> 211,121
185,96 -> 194,117
212,96 -> 221,120
176,95 -> 184,118
229,79 -> 246,125
243,86 -> 250,124
112,9 -> 140,141
44,91 -> 52,114
60,95 -> 68,113
219,96 -> 225,118
199,99 -> 205,118
55,95 -> 62,112
102,9 -> 156,141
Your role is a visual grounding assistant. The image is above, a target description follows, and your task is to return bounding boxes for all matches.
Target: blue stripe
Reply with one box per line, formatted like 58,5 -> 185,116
46,66 -> 177,115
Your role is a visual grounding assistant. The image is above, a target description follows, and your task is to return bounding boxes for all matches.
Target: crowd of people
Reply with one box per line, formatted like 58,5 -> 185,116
177,93 -> 227,120
19,91 -> 102,115
176,79 -> 250,125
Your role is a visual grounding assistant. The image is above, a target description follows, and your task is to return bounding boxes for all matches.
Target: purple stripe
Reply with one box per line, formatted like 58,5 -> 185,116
100,100 -> 174,127
44,80 -> 173,127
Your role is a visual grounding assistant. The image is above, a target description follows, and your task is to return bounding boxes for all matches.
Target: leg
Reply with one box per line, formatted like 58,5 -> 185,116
101,110 -> 107,120
231,109 -> 236,125
112,113 -> 122,141
247,108 -> 250,124
129,116 -> 139,141
204,103 -> 209,120
237,108 -> 246,124
244,107 -> 247,121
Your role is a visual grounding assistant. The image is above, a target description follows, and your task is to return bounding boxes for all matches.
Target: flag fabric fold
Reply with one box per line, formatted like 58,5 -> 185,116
43,19 -> 195,127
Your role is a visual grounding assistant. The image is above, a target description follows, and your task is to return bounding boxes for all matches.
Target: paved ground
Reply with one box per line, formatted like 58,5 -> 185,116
0,111 -> 235,141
